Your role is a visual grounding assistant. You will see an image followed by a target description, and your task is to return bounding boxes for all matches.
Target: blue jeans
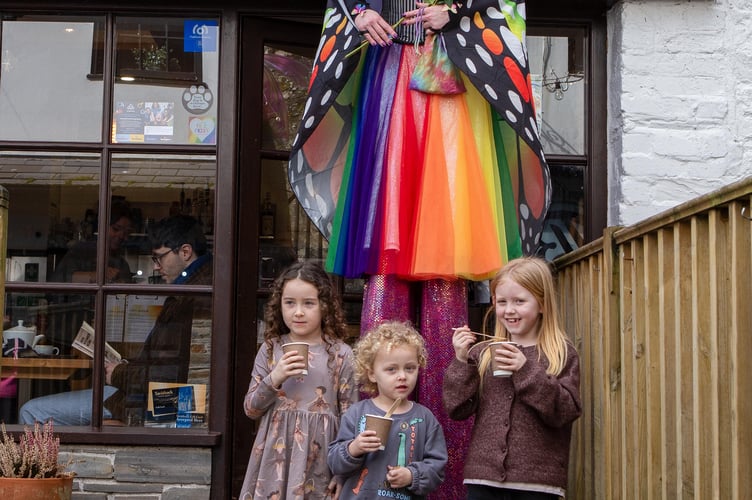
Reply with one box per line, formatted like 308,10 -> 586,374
19,386 -> 118,425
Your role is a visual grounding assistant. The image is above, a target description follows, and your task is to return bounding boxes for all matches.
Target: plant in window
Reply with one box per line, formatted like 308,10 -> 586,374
131,44 -> 181,72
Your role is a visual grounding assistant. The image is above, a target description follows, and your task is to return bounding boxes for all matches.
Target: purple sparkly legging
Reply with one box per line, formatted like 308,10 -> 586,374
361,274 -> 472,499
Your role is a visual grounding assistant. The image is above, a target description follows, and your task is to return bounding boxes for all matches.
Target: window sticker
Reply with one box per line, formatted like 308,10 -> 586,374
182,84 -> 214,114
184,20 -> 218,53
188,116 -> 216,144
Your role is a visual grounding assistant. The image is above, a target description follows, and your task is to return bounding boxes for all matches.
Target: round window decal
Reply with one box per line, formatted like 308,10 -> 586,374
182,84 -> 214,114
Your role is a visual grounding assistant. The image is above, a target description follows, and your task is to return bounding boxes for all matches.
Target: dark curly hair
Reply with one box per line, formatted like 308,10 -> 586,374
263,261 -> 348,365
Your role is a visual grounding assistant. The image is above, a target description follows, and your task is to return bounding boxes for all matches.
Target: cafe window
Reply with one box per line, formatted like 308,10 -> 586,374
0,12 -> 219,435
111,17 -> 219,145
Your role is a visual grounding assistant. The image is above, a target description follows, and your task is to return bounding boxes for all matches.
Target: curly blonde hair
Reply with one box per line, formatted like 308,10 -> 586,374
353,321 -> 427,396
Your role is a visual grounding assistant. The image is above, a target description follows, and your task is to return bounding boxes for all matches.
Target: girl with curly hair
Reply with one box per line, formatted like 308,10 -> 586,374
241,261 -> 358,499
328,321 -> 447,499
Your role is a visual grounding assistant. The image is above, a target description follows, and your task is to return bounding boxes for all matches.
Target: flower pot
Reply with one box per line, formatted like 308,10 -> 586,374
0,476 -> 73,499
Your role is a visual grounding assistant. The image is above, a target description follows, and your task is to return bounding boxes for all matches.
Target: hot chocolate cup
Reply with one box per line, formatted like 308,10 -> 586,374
282,342 -> 309,375
364,414 -> 393,450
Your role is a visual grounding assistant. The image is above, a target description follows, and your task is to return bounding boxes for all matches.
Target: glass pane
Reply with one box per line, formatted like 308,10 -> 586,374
0,16 -> 104,142
528,31 -> 586,155
2,291 -> 95,425
102,292 -> 212,428
111,153 -> 216,283
538,164 -> 585,261
111,17 -> 220,145
258,159 -> 326,288
262,44 -> 314,150
0,151 -> 103,283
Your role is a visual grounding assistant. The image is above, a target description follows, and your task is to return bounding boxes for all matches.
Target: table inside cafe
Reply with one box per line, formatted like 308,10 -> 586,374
0,356 -> 93,406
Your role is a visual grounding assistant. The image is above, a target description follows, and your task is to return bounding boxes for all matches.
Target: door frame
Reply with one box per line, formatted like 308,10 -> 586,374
232,15 -> 321,498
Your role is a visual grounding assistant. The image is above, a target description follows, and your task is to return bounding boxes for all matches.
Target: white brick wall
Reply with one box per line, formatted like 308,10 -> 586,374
608,0 -> 751,226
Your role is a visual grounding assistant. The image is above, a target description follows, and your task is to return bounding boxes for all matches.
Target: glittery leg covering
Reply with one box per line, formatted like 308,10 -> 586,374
421,278 -> 470,500
360,274 -> 413,334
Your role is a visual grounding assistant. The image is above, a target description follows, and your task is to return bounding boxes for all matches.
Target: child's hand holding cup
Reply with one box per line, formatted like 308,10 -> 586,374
364,414 -> 393,450
489,341 -> 519,377
282,342 -> 310,375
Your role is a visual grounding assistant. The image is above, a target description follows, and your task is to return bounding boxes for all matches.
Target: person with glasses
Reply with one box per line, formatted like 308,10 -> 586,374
20,215 -> 213,426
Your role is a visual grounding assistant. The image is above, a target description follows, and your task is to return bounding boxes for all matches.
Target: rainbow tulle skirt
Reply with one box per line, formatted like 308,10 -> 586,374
325,38 -> 522,281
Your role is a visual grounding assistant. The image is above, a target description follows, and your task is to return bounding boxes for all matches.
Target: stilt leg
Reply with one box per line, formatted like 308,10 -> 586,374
420,278 -> 471,500
360,274 -> 413,334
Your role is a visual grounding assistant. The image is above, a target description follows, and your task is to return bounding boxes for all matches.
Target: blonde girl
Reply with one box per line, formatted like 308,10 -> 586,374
443,257 -> 582,500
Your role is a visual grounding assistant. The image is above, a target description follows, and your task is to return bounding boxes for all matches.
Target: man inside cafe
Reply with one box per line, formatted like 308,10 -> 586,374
19,215 -> 213,426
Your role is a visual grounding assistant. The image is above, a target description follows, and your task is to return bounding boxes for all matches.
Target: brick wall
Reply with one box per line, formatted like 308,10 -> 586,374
607,0 -> 751,226
61,445 -> 211,499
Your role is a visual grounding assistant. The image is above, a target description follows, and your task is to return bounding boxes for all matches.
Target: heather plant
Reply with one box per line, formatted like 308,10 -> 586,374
0,421 -> 68,478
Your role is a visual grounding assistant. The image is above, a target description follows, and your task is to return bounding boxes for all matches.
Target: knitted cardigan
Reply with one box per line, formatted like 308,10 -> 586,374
442,342 -> 581,493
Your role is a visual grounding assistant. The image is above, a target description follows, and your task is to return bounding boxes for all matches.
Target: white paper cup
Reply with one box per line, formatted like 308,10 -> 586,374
282,342 -> 309,375
365,414 -> 393,450
489,341 -> 517,377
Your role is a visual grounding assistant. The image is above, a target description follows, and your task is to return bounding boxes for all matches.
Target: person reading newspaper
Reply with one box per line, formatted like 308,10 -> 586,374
20,215 -> 212,426
71,320 -> 123,365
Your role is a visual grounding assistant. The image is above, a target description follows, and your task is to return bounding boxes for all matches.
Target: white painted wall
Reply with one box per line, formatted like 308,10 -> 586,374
608,0 -> 751,226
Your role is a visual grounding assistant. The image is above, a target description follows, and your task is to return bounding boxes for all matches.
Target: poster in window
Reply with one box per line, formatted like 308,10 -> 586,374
114,101 -> 175,143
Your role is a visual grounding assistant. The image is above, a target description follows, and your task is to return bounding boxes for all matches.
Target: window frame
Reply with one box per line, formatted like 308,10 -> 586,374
0,9 -> 224,447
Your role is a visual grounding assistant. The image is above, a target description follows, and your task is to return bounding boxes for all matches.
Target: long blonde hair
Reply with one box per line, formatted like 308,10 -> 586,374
477,257 -> 569,378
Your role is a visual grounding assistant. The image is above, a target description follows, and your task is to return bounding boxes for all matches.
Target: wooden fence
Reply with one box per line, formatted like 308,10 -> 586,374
556,177 -> 751,499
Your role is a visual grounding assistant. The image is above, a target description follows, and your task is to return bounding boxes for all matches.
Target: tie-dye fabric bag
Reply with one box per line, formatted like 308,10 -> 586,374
409,34 -> 466,95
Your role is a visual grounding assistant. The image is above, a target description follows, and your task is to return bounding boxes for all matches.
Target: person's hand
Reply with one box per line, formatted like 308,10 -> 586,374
386,465 -> 412,489
354,9 -> 397,47
493,342 -> 526,373
451,326 -> 476,363
348,430 -> 382,457
325,477 -> 342,499
269,350 -> 307,388
402,2 -> 451,34
104,360 -> 120,385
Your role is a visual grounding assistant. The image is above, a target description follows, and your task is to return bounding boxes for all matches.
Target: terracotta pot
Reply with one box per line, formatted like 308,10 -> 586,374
0,476 -> 74,499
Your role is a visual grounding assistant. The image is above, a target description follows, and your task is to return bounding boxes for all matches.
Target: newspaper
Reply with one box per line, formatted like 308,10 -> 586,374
72,321 -> 123,364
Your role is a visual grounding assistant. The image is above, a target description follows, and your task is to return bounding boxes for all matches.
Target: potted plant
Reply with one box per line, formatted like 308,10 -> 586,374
0,421 -> 74,499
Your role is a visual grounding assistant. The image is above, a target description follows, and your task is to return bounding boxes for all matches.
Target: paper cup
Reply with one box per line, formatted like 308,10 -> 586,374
365,414 -> 393,450
282,342 -> 309,375
489,341 -> 517,377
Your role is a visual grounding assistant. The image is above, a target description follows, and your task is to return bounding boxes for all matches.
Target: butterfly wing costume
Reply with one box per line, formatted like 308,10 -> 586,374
288,0 -> 550,280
